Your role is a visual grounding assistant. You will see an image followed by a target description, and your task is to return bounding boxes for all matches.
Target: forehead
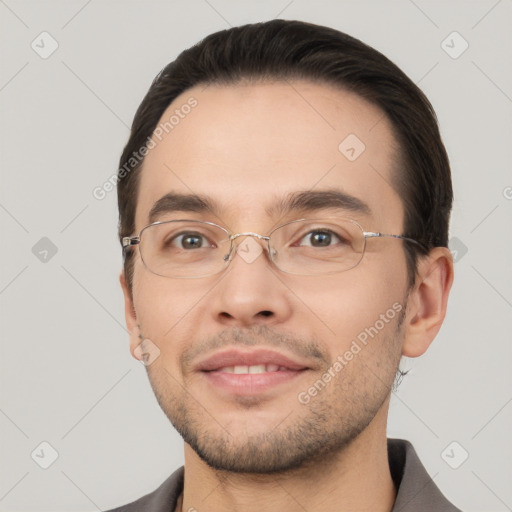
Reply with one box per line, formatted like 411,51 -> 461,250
135,80 -> 404,232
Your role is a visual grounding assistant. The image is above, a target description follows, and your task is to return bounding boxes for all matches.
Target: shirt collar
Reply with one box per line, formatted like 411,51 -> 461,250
388,438 -> 461,511
113,438 -> 461,511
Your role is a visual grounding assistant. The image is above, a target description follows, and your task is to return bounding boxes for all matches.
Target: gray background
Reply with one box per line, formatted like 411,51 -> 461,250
1,1 -> 511,511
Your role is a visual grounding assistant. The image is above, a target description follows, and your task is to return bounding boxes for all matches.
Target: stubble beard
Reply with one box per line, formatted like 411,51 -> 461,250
145,306 -> 406,475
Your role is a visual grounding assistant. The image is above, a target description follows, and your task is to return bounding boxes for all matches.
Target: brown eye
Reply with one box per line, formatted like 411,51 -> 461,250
166,232 -> 212,250
298,229 -> 343,247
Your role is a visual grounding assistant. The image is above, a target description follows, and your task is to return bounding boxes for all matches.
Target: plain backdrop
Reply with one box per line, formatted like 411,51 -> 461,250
1,1 -> 511,511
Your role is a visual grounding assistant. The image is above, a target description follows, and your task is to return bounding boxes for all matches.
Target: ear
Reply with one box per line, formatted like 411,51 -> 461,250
401,247 -> 454,357
119,271 -> 143,361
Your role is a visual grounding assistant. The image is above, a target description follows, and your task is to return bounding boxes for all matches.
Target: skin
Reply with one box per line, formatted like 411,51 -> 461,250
120,80 -> 453,512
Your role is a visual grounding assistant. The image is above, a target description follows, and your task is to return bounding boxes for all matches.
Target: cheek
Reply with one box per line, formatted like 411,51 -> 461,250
289,261 -> 406,342
132,271 -> 212,343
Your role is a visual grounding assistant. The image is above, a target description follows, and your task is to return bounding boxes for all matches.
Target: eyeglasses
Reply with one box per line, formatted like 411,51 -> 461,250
122,218 -> 423,279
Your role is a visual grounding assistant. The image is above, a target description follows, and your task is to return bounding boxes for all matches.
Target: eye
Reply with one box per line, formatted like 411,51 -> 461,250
298,229 -> 343,247
167,231 -> 214,250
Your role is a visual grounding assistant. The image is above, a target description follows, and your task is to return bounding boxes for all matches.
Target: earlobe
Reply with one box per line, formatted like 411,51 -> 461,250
119,271 -> 142,361
401,247 -> 454,358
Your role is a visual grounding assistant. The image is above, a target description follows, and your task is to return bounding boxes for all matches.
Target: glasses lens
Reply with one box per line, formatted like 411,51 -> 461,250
270,218 -> 365,275
139,221 -> 230,278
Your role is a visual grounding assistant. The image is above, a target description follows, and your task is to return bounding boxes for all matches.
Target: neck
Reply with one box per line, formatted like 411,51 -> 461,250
176,407 -> 396,512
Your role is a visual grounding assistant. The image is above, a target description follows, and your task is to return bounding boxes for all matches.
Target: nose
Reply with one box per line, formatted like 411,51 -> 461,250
210,234 -> 293,327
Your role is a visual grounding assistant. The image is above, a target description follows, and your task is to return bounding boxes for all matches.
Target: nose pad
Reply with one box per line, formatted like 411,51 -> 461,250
222,243 -> 234,263
221,238 -> 254,264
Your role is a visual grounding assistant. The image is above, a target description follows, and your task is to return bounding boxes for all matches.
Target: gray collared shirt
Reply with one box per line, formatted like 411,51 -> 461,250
105,438 -> 462,511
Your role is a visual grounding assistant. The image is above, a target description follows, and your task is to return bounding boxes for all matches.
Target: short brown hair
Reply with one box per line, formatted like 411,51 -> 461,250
117,19 -> 452,292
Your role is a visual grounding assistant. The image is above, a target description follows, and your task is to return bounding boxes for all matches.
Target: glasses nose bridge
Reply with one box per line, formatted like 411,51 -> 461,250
226,231 -> 271,261
230,231 -> 270,243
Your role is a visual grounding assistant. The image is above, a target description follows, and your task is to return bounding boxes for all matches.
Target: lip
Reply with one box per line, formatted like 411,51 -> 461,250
195,348 -> 311,396
195,348 -> 310,372
201,369 -> 307,395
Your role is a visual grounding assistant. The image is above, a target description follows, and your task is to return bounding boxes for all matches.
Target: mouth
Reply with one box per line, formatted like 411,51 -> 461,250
196,348 -> 311,396
207,363 -> 299,374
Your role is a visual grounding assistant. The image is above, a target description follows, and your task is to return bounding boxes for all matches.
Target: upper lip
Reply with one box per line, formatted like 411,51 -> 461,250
195,348 -> 310,372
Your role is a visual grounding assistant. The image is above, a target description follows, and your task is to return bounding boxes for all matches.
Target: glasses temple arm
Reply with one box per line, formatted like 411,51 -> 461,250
122,236 -> 140,248
363,232 -> 427,250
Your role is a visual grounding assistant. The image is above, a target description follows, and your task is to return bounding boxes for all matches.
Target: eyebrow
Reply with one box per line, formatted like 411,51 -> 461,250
266,189 -> 372,218
148,193 -> 216,224
147,189 -> 372,224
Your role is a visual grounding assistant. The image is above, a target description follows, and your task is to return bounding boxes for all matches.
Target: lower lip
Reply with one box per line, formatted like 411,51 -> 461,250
201,369 -> 307,395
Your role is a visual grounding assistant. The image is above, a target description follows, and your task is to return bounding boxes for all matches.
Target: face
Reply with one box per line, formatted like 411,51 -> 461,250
125,80 -> 411,473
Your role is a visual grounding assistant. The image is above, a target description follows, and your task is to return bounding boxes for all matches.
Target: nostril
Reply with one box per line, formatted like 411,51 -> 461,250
259,310 -> 273,317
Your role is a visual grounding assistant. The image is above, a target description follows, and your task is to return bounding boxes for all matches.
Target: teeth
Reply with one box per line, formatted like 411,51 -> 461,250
217,364 -> 285,374
248,364 -> 266,374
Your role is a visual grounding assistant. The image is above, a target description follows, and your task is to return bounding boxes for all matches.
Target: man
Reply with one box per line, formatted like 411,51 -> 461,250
110,19 -> 459,512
